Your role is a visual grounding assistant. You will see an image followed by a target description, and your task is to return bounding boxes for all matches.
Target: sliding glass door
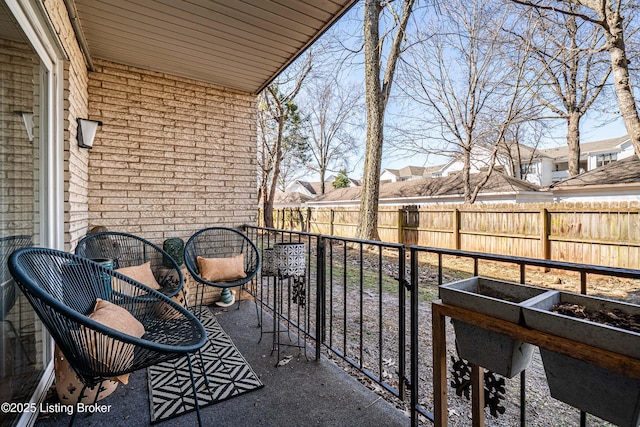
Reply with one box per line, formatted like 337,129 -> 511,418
0,1 -> 62,425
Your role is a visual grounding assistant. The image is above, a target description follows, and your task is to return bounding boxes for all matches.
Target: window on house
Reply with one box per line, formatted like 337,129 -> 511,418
520,163 -> 536,176
596,153 -> 617,167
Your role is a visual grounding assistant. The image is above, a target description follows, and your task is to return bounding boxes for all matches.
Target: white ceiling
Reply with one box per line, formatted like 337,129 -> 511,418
72,0 -> 357,94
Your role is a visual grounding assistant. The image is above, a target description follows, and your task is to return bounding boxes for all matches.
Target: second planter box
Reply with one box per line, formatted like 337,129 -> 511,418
440,276 -> 551,378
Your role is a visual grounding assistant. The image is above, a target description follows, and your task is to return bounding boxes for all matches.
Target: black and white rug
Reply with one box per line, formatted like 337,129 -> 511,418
147,307 -> 264,424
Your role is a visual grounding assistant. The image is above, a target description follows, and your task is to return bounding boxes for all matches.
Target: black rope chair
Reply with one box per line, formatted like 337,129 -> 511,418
184,227 -> 260,316
75,232 -> 182,298
8,248 -> 207,426
0,235 -> 33,363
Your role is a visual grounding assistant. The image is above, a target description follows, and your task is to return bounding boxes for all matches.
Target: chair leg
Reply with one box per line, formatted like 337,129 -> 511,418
239,284 -> 261,327
68,384 -> 89,427
197,349 -> 209,387
186,354 -> 203,427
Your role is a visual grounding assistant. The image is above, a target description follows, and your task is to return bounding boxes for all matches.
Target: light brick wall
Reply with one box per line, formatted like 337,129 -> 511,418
43,0 -> 91,251
87,60 -> 258,245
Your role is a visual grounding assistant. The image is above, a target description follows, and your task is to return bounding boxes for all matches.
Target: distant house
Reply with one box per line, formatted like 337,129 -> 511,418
275,176 -> 361,207
549,155 -> 640,202
380,165 -> 444,182
307,171 -> 550,207
410,135 -> 634,187
276,136 -> 638,209
524,135 -> 634,186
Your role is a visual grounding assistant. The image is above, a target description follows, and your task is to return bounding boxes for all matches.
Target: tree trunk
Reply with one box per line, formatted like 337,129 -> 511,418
567,111 -> 581,176
264,114 -> 285,228
462,148 -> 472,203
357,0 -> 383,241
605,15 -> 640,154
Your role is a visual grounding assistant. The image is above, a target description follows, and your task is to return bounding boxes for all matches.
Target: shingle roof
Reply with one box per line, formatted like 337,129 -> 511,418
539,135 -> 630,160
550,155 -> 640,188
312,172 -> 541,203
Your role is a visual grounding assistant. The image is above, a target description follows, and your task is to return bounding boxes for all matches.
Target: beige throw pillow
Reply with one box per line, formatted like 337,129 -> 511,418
197,254 -> 247,282
84,298 -> 145,384
116,261 -> 162,290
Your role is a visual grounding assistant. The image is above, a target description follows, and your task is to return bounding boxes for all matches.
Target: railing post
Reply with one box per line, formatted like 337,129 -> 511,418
315,236 -> 326,361
410,246 -> 419,427
398,245 -> 406,401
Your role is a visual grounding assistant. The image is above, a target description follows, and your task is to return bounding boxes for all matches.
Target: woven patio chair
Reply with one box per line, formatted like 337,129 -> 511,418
75,232 -> 182,298
8,248 -> 207,426
184,227 -> 260,316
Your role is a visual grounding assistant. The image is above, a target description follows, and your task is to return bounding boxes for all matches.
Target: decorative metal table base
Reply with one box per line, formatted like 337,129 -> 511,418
259,242 -> 308,366
259,275 -> 308,366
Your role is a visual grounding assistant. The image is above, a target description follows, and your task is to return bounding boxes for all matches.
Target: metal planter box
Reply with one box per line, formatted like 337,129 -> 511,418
439,276 -> 551,378
523,291 -> 640,427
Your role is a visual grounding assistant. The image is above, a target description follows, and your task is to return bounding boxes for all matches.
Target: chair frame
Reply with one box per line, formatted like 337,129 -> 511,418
8,248 -> 207,426
184,227 -> 260,310
75,231 -> 183,298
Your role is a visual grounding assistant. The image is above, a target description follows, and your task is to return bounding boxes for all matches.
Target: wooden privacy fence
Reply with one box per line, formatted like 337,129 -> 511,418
259,202 -> 640,269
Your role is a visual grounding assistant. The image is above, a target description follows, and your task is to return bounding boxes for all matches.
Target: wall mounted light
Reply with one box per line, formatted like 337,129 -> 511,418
77,118 -> 103,149
14,111 -> 34,142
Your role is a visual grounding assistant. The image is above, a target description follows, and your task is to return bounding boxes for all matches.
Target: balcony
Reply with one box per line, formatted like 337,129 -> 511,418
13,226 -> 640,427
35,299 -> 407,427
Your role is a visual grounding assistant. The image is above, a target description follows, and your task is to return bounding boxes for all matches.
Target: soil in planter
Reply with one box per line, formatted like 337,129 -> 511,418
552,302 -> 640,333
478,286 -> 524,303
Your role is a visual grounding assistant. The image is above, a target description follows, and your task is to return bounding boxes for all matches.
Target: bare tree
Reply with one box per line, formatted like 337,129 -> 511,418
299,78 -> 362,194
511,0 -> 640,155
358,0 -> 416,240
257,55 -> 312,228
399,0 -> 539,203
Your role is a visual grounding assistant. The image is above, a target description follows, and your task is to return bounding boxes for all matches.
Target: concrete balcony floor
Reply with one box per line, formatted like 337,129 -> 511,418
36,300 -> 409,427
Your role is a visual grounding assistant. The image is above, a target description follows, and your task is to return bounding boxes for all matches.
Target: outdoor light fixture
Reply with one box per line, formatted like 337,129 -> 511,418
77,118 -> 103,149
14,111 -> 34,142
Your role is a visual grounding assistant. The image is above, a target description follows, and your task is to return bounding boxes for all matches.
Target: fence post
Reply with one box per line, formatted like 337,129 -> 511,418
306,207 -> 311,232
541,208 -> 550,260
330,209 -> 335,236
454,208 -> 461,250
398,208 -> 404,245
540,208 -> 551,273
315,236 -> 326,361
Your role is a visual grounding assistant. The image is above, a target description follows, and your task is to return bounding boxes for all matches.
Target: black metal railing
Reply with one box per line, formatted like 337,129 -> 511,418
409,245 -> 640,427
244,226 -> 640,427
245,226 -> 408,402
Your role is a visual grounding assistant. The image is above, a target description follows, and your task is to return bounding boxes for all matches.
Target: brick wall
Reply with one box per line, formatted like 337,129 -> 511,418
43,0 -> 91,250
87,60 -> 258,245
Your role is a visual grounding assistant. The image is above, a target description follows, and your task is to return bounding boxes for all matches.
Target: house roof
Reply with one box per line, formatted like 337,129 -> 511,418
274,189 -> 312,206
71,0 -> 358,94
539,135 -> 630,160
312,172 -> 541,203
550,155 -> 640,189
382,164 -> 445,178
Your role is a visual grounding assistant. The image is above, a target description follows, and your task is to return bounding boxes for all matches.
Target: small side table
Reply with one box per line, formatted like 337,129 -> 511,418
260,242 -> 307,366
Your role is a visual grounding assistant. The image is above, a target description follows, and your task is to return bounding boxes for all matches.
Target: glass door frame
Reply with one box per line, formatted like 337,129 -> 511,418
4,0 -> 65,425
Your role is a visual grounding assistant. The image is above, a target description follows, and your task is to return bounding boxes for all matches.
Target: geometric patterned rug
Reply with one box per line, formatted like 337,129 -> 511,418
147,306 -> 264,423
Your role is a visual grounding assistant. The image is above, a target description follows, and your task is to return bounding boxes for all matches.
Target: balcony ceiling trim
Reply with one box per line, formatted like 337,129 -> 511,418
71,0 -> 358,94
